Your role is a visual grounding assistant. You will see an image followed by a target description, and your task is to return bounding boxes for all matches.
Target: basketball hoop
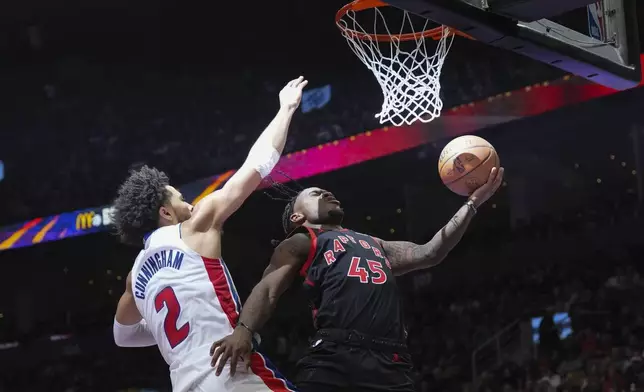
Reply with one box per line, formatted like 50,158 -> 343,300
336,0 -> 469,126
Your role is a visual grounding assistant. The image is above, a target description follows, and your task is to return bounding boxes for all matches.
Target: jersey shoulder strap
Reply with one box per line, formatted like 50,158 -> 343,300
284,226 -> 319,277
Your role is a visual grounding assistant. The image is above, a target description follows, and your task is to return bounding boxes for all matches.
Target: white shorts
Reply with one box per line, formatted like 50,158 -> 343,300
185,352 -> 296,392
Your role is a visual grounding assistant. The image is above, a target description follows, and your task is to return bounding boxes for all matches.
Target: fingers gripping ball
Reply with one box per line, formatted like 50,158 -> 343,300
438,135 -> 500,196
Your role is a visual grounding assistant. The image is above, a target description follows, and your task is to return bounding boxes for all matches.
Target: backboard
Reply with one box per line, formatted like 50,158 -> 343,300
382,0 -> 641,90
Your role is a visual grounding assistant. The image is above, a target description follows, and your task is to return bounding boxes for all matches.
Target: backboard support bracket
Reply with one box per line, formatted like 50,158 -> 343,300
384,0 -> 641,90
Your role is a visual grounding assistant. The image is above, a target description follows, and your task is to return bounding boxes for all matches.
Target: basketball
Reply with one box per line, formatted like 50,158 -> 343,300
438,135 -> 500,196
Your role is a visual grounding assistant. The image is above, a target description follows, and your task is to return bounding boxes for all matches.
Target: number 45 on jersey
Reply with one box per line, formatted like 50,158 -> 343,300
347,257 -> 389,284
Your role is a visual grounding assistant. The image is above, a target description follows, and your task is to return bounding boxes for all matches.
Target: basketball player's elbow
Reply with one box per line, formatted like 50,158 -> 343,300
387,242 -> 443,275
113,319 -> 153,348
433,240 -> 457,262
416,243 -> 448,269
114,333 -> 131,348
422,229 -> 463,266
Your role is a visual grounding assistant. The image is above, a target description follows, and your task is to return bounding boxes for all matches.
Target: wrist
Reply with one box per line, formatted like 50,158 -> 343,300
236,321 -> 254,338
278,105 -> 297,115
465,199 -> 478,215
467,194 -> 481,208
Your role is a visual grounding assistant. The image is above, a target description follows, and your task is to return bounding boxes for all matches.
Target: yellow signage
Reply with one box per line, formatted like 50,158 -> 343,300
76,211 -> 96,230
75,207 -> 114,230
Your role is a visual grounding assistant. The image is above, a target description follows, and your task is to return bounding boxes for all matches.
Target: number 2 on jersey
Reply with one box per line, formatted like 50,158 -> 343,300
154,286 -> 190,348
347,257 -> 388,284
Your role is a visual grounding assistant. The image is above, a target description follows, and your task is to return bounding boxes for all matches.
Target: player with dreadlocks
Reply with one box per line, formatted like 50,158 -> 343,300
210,166 -> 504,390
111,77 -> 308,392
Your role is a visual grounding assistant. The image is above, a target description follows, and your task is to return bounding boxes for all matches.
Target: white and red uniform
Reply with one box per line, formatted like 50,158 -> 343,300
131,224 -> 295,392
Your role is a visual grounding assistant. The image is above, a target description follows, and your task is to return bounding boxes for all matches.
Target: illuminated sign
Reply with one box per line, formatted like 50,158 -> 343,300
75,207 -> 114,230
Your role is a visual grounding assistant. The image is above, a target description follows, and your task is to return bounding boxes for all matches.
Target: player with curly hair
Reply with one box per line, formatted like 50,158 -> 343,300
112,77 -> 308,392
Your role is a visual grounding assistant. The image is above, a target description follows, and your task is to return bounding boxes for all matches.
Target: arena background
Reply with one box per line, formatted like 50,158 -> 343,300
1,0 -> 644,391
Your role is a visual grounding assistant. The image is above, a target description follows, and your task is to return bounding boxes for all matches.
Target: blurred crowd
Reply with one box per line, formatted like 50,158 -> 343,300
0,39 -> 562,226
474,262 -> 644,392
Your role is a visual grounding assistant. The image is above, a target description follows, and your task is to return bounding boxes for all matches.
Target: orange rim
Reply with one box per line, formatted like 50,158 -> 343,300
335,0 -> 473,42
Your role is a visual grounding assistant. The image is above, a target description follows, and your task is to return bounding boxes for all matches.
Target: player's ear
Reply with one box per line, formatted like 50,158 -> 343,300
289,212 -> 305,226
159,205 -> 173,223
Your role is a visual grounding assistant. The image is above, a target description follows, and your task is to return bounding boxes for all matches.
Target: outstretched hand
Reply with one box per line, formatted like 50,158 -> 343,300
468,166 -> 505,207
210,326 -> 253,377
279,76 -> 308,111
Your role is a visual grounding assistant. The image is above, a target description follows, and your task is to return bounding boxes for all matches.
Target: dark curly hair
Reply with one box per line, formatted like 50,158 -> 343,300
112,165 -> 171,245
263,171 -> 304,234
281,191 -> 303,234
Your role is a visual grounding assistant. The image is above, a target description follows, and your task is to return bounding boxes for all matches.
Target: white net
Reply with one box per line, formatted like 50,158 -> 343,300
337,7 -> 454,126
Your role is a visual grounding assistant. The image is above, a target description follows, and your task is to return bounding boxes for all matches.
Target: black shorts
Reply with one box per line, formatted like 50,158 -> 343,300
293,329 -> 415,392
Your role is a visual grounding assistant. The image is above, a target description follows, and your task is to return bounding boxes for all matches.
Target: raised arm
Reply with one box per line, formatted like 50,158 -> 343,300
191,77 -> 308,230
209,232 -> 311,376
113,272 -> 157,347
379,167 -> 504,276
379,203 -> 476,275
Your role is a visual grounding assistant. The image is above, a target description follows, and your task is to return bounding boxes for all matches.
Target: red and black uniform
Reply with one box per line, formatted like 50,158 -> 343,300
292,227 -> 415,392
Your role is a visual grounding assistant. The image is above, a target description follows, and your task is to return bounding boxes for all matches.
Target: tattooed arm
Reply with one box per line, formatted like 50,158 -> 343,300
379,167 -> 505,276
378,202 -> 476,276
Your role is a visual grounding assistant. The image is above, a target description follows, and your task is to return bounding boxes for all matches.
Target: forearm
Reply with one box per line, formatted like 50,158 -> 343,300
206,107 -> 296,224
385,202 -> 476,274
423,201 -> 475,261
237,283 -> 278,333
250,106 -> 296,155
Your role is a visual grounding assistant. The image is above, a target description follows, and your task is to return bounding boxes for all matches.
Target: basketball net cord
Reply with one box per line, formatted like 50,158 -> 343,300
337,8 -> 454,126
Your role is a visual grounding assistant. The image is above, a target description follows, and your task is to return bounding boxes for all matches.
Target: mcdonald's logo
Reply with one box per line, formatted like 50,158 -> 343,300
75,207 -> 114,230
76,211 -> 97,230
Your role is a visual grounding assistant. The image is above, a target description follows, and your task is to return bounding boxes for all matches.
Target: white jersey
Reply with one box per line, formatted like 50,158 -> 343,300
131,224 -> 294,392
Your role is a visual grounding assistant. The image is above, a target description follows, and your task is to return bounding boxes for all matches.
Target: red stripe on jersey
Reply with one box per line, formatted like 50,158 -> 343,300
250,352 -> 295,391
298,227 -> 318,277
202,257 -> 238,328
